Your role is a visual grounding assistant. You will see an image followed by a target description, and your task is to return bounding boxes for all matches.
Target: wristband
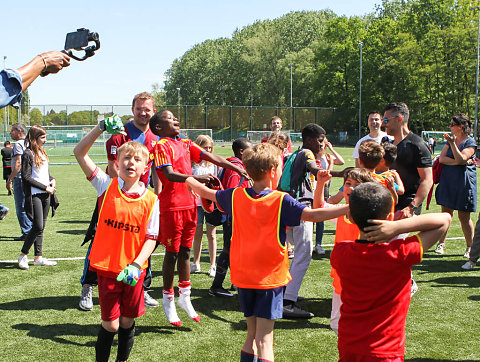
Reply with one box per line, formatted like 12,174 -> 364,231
38,54 -> 47,72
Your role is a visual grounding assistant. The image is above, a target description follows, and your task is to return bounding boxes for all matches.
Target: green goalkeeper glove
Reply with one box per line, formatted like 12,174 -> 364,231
99,114 -> 127,136
116,263 -> 142,286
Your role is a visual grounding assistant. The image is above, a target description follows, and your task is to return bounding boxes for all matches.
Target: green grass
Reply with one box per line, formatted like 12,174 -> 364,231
0,144 -> 479,361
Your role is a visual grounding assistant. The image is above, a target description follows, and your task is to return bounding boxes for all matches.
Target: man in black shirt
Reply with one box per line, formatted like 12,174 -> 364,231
382,103 -> 432,219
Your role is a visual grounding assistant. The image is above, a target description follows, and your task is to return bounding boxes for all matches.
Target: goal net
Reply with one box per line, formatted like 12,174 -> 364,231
247,130 -> 294,143
181,129 -> 213,141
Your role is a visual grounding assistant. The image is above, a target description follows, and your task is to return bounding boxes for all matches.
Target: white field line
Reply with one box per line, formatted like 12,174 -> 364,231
0,237 -> 465,264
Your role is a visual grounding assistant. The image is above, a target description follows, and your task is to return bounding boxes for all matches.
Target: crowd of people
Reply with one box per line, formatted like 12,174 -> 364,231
0,55 -> 475,361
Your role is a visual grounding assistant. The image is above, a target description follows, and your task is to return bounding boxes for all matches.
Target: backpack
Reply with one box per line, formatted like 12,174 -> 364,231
217,159 -> 245,189
278,149 -> 302,194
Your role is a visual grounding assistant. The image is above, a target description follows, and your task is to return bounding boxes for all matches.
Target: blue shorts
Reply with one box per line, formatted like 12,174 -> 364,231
238,286 -> 284,320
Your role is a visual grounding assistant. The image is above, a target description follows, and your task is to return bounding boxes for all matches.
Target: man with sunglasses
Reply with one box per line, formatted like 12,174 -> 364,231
352,111 -> 391,167
382,102 -> 432,220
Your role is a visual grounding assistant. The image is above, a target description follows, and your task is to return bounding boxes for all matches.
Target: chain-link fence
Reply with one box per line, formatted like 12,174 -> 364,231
0,104 -> 360,145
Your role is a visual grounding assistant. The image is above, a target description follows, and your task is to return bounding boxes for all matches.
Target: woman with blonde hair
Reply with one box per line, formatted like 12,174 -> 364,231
191,134 -> 218,277
18,125 -> 58,269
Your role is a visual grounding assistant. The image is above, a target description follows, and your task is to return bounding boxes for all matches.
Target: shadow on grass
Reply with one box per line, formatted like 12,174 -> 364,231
0,235 -> 20,241
414,254 -> 469,274
0,296 -> 100,311
229,318 -> 330,331
57,229 -> 88,235
11,323 -> 187,346
59,220 -> 91,224
468,295 -> 480,301
424,275 -> 480,288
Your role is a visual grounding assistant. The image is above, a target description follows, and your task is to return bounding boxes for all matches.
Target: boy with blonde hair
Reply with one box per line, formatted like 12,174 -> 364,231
74,118 -> 159,362
186,143 -> 348,362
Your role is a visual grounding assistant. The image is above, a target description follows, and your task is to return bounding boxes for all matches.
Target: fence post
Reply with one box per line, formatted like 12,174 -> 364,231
184,105 -> 188,129
205,105 -> 208,129
66,105 -> 68,125
230,106 -> 233,141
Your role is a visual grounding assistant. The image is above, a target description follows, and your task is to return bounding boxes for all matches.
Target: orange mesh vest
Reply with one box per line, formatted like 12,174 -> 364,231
371,172 -> 396,214
89,178 -> 157,275
331,216 -> 360,294
230,188 -> 292,289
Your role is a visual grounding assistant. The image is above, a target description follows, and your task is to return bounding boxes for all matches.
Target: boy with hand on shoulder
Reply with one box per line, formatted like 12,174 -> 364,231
149,110 -> 249,327
331,182 -> 451,361
186,143 -> 348,362
73,117 -> 159,362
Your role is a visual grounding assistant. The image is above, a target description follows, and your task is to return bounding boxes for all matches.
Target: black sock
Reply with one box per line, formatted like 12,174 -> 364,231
116,322 -> 135,362
211,251 -> 229,289
240,350 -> 257,362
95,326 -> 116,362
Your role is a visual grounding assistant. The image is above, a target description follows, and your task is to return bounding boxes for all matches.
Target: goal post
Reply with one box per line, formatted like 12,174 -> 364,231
181,129 -> 213,141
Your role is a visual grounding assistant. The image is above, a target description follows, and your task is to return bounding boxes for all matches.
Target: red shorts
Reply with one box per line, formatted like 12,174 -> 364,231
339,350 -> 403,362
97,272 -> 146,321
158,208 -> 197,253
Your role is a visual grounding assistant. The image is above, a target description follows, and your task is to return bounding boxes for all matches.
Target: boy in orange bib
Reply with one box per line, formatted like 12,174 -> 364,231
74,118 -> 159,362
186,143 -> 348,362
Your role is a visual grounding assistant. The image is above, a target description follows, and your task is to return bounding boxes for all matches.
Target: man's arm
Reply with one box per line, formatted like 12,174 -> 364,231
17,51 -> 70,91
363,212 -> 451,249
396,166 -> 433,219
6,154 -> 21,192
74,125 -> 104,177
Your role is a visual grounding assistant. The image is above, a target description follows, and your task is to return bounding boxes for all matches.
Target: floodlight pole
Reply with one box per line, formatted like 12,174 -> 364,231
176,87 -> 181,123
472,6 -> 480,143
358,41 -> 363,140
289,63 -> 293,128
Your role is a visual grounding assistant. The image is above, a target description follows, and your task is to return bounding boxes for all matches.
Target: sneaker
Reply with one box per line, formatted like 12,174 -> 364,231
464,248 -> 471,259
282,303 -> 314,319
315,245 -> 326,255
0,207 -> 9,220
208,287 -> 234,298
411,279 -> 419,297
461,261 -> 476,270
79,284 -> 93,311
18,254 -> 29,270
434,243 -> 445,255
208,265 -> 216,278
33,257 -> 57,266
144,290 -> 159,308
288,249 -> 294,259
190,263 -> 201,273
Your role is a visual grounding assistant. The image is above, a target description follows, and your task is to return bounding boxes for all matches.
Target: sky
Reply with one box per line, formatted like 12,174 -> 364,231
2,0 -> 381,106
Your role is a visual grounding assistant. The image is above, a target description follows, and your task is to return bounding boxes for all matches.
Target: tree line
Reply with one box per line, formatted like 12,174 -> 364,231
161,0 -> 480,134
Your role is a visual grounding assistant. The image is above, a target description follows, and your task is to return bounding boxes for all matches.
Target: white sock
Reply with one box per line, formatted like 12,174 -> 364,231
162,291 -> 181,326
177,286 -> 200,322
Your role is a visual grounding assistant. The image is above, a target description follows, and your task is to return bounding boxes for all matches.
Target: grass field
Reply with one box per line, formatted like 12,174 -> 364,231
0,144 -> 479,361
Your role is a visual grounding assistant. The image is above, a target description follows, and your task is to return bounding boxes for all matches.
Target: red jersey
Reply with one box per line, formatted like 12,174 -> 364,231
153,137 -> 204,211
105,121 -> 158,185
222,157 -> 249,189
230,188 -> 292,289
331,235 -> 423,358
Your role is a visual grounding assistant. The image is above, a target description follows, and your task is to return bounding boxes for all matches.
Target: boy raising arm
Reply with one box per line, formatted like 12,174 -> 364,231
74,119 -> 159,362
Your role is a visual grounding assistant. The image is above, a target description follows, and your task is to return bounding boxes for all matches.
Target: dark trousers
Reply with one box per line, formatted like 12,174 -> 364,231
21,193 -> 50,256
211,217 -> 232,289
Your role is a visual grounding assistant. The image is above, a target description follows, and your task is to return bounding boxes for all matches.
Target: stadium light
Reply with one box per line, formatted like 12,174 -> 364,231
472,6 -> 480,143
358,41 -> 363,140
